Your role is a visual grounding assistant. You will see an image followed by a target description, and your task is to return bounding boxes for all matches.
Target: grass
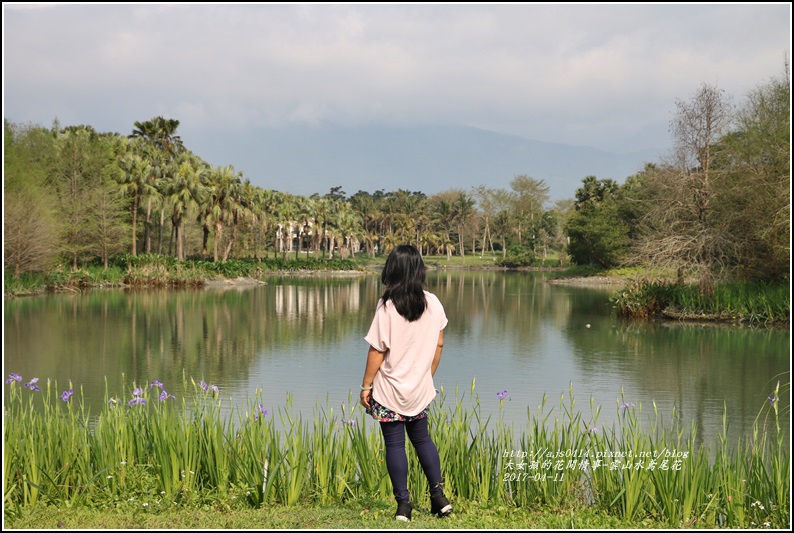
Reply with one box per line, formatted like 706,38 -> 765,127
6,499 -> 673,529
3,254 -> 365,297
611,278 -> 790,325
3,251 -> 559,297
3,375 -> 789,529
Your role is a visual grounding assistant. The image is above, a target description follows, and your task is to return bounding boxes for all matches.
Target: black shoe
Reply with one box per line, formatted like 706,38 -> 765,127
395,501 -> 412,522
430,492 -> 453,517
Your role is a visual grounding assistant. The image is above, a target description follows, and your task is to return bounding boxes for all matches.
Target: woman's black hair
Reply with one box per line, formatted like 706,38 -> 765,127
381,244 -> 427,322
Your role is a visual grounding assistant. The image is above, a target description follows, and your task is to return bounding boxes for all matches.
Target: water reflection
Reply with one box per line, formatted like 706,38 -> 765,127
4,271 -> 789,447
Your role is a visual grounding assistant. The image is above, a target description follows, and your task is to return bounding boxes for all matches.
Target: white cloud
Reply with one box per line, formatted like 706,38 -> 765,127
3,2 -> 790,152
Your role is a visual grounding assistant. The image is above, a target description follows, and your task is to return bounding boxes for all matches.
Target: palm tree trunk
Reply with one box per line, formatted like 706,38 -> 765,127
223,224 -> 237,261
158,206 -> 165,254
130,195 -> 139,256
202,225 -> 210,258
175,223 -> 183,261
144,197 -> 153,253
214,222 -> 223,262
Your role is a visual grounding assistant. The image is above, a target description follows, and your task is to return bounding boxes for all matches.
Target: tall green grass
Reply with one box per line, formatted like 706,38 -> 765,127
612,279 -> 790,325
3,254 -> 363,296
3,374 -> 789,528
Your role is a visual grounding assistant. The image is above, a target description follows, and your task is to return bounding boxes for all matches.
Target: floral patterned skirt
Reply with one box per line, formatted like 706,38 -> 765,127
366,397 -> 429,423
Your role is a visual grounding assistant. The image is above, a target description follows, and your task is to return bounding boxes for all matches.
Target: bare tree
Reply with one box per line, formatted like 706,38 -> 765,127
633,83 -> 736,293
4,189 -> 60,277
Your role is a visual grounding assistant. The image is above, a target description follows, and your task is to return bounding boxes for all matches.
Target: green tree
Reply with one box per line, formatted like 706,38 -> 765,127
89,174 -> 129,269
52,126 -> 119,269
510,175 -> 550,249
4,121 -> 60,276
566,176 -> 629,267
716,65 -> 790,280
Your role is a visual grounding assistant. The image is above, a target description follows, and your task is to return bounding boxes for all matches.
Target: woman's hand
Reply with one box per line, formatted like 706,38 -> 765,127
360,346 -> 385,410
360,389 -> 372,409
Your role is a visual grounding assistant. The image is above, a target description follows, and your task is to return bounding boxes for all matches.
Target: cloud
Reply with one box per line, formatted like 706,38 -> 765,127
3,3 -> 790,154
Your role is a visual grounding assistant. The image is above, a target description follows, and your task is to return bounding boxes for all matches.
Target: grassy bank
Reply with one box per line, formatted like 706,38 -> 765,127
3,253 -> 364,297
610,277 -> 790,326
3,376 -> 789,529
1,252 -> 557,298
4,254 -> 789,327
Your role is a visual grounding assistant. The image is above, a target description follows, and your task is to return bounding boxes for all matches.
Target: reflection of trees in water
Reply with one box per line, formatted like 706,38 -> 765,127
566,317 -> 790,448
4,279 -> 374,409
274,281 -> 362,322
428,271 -> 554,347
422,271 -> 788,447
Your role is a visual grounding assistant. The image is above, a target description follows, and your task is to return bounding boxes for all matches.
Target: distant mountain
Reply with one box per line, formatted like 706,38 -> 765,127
190,123 -> 664,203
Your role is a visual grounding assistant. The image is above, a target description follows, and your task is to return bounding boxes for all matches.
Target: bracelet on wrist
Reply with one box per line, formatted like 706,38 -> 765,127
360,385 -> 373,391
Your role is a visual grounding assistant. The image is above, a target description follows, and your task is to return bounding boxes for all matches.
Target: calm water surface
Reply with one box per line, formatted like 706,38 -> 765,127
4,271 -> 789,447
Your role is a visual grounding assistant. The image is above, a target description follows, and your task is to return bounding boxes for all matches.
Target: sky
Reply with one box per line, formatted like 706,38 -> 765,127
3,2 -> 791,197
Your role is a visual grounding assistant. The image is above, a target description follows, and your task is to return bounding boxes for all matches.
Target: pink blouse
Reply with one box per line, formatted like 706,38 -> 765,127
364,291 -> 448,417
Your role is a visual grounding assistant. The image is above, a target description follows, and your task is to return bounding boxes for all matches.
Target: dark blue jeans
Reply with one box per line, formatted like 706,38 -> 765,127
379,416 -> 444,503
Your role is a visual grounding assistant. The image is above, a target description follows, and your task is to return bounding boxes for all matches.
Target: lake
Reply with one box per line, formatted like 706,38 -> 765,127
3,270 -> 789,448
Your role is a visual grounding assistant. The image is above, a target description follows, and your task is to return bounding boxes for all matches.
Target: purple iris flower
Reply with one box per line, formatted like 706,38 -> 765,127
343,418 -> 356,426
497,390 -> 511,401
61,389 -> 74,402
588,426 -> 599,434
768,395 -> 778,404
6,373 -> 22,384
619,402 -> 635,415
159,390 -> 175,401
128,387 -> 146,406
254,404 -> 268,420
24,378 -> 40,392
149,379 -> 164,390
199,380 -> 219,393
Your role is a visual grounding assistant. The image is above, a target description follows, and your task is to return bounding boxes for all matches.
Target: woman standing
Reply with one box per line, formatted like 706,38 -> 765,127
359,244 -> 453,522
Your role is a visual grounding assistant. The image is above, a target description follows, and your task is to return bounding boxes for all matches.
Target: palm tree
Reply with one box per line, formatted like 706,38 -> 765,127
440,235 -> 456,261
131,116 -> 184,159
131,117 -> 187,250
332,203 -> 361,259
117,138 -> 157,255
295,197 -> 315,259
311,196 -> 331,257
223,179 -> 255,261
250,188 -> 274,259
431,196 -> 455,258
165,155 -> 207,260
380,233 -> 399,255
452,191 -> 476,259
275,193 -> 297,258
349,191 -> 380,257
199,165 -> 243,261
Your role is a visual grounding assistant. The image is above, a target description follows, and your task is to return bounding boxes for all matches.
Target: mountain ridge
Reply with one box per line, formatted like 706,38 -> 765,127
190,123 -> 665,202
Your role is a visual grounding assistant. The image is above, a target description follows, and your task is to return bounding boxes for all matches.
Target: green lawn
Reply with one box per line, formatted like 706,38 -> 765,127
6,499 -> 673,529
